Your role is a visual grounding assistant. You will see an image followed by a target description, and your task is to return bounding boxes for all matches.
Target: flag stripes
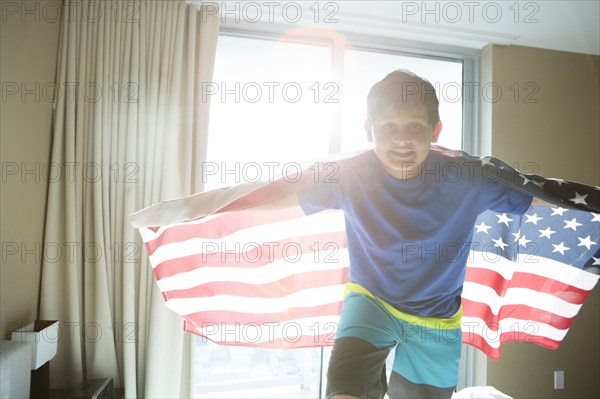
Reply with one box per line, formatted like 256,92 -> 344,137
162,268 -> 350,300
133,147 -> 599,358
140,208 -> 351,348
462,251 -> 597,357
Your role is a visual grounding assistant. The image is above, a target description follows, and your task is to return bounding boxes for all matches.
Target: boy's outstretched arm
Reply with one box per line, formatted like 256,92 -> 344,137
250,193 -> 300,211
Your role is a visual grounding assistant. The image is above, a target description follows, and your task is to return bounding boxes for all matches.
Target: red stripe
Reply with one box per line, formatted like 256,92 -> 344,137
465,267 -> 589,304
463,331 -> 560,359
462,298 -> 574,331
163,268 -> 350,300
153,232 -> 347,280
145,208 -> 306,255
183,302 -> 343,326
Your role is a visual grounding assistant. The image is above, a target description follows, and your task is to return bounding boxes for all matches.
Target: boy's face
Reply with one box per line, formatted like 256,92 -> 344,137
365,104 -> 442,180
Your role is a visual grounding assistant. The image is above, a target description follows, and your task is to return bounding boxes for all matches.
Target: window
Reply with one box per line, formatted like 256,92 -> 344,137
195,30 -> 470,398
203,35 -> 333,190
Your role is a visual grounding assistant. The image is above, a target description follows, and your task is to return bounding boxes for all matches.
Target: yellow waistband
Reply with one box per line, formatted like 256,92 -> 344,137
344,282 -> 462,330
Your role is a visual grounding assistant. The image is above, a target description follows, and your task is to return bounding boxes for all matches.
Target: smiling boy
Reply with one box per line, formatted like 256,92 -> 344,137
263,70 -> 539,399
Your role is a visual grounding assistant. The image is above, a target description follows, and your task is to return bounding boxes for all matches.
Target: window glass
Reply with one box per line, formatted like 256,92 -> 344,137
204,35 -> 333,190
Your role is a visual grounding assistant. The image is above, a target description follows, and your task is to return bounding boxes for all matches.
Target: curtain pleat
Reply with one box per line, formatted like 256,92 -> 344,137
39,1 -> 220,397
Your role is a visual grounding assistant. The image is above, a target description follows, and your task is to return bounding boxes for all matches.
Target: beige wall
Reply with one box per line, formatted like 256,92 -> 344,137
481,45 -> 600,399
0,1 -> 61,337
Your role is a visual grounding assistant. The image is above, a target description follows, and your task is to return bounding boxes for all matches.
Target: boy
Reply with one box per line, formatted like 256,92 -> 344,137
262,70 -> 543,399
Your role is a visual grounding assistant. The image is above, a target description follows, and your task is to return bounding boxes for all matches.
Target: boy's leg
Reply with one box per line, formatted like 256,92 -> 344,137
388,320 -> 462,399
387,372 -> 455,399
326,292 -> 398,399
326,337 -> 389,399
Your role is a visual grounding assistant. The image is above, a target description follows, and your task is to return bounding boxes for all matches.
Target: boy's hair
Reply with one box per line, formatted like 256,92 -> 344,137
367,70 -> 440,127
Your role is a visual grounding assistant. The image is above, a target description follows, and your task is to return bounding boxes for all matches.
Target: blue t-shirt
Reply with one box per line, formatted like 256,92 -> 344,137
297,150 -> 532,318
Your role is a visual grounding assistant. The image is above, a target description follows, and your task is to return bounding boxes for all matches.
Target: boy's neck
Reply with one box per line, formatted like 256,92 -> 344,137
379,159 -> 427,182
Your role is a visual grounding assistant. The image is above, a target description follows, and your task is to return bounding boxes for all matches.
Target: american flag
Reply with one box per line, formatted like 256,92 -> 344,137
131,146 -> 599,358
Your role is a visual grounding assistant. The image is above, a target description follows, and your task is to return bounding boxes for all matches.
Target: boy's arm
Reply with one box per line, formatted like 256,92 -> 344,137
249,193 -> 300,211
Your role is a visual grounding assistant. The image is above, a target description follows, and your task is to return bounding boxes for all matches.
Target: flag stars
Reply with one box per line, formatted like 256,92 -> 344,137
518,235 -> 532,248
480,157 -> 492,166
492,237 -> 508,250
569,192 -> 588,206
519,174 -> 531,185
551,207 -> 568,216
591,213 -> 600,222
475,222 -> 492,234
496,213 -> 513,226
525,213 -> 543,225
593,256 -> 600,266
564,218 -> 582,231
552,242 -> 570,255
548,178 -> 565,186
512,229 -> 521,243
577,236 -> 597,250
538,227 -> 556,239
532,180 -> 545,188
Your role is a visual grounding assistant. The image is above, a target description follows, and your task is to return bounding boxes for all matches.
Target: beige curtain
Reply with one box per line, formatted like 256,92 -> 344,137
39,1 -> 219,397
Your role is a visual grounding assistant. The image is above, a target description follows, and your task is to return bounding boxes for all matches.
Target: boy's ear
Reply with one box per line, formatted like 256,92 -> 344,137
364,119 -> 373,142
432,120 -> 442,143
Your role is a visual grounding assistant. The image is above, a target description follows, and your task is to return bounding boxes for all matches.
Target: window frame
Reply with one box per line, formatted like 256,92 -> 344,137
194,26 -> 483,396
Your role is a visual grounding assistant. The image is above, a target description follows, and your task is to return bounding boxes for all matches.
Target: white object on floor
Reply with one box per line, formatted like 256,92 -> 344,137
0,340 -> 32,399
452,386 -> 513,399
10,321 -> 58,370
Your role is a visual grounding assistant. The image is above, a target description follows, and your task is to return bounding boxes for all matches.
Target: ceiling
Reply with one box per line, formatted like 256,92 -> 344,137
211,1 -> 600,56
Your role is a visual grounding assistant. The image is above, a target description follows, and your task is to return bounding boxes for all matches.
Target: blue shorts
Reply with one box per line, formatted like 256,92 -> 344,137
326,283 -> 462,399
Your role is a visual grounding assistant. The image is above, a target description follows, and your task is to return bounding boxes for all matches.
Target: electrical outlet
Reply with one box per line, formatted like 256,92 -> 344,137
554,370 -> 565,390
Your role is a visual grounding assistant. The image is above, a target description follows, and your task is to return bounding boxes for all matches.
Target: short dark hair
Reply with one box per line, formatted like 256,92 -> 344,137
366,70 -> 440,127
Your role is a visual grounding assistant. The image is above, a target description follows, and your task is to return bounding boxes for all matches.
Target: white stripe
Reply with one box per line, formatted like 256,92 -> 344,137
166,284 -> 346,315
467,250 -> 599,290
462,282 -> 582,318
461,316 -> 567,349
157,249 -> 349,291
149,210 -> 345,267
194,315 -> 341,344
